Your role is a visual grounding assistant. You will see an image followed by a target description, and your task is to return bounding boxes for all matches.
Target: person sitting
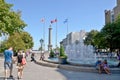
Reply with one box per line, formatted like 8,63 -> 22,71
95,59 -> 103,74
31,53 -> 36,62
102,59 -> 111,74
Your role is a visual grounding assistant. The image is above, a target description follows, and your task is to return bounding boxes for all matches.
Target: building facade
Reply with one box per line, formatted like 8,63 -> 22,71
60,30 -> 86,49
105,0 -> 120,24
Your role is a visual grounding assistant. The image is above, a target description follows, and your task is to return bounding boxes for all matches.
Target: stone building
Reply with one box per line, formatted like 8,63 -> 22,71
105,0 -> 120,24
60,30 -> 86,49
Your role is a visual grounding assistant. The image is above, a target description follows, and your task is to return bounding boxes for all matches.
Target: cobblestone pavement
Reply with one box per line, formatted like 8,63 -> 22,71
0,54 -> 120,80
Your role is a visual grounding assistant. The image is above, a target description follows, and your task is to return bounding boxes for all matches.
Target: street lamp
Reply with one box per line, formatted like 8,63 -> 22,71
39,38 -> 44,60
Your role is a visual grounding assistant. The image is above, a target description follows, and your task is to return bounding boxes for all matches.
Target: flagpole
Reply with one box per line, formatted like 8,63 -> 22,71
56,20 -> 57,48
43,19 -> 45,51
41,17 -> 45,51
51,19 -> 57,49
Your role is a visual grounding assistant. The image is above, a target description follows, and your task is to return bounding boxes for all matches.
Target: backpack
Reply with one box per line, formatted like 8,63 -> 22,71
21,58 -> 26,65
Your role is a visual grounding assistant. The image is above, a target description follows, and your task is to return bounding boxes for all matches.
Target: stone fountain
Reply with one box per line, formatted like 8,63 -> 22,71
65,38 -> 97,65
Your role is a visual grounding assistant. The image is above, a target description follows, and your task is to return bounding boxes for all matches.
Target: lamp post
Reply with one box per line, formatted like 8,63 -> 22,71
40,38 -> 44,60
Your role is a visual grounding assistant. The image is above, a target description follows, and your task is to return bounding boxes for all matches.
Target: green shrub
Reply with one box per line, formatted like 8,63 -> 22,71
59,45 -> 67,59
49,49 -> 54,58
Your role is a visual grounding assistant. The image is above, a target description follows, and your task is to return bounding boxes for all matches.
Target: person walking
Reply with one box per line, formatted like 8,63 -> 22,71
3,47 -> 14,80
16,50 -> 26,79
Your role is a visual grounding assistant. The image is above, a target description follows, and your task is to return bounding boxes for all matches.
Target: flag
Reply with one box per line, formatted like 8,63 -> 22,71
41,18 -> 45,22
51,19 -> 57,24
63,19 -> 68,23
51,20 -> 54,23
55,19 -> 57,22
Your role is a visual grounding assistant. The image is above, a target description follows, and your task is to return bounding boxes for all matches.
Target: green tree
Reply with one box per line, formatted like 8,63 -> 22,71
112,14 -> 120,50
2,32 -> 33,51
0,0 -> 26,36
0,39 -> 7,52
100,14 -> 120,51
84,30 -> 99,46
92,14 -> 120,51
4,32 -> 25,50
94,32 -> 107,49
20,32 -> 34,49
100,23 -> 115,52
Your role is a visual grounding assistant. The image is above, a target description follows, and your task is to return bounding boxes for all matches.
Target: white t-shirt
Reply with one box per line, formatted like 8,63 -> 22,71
22,53 -> 26,58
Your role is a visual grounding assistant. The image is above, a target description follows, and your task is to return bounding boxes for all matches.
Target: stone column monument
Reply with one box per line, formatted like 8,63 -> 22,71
48,25 -> 52,51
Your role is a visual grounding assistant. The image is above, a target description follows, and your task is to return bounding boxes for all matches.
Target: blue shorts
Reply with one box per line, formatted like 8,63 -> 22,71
4,62 -> 13,70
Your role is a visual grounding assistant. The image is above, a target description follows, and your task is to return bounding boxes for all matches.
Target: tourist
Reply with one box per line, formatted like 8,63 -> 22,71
16,50 -> 26,79
3,47 -> 14,80
24,51 -> 29,61
31,53 -> 36,62
102,59 -> 111,74
22,50 -> 26,58
95,59 -> 103,73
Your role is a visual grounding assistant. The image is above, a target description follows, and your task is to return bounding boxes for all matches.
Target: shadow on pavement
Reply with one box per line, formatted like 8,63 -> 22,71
55,68 -> 120,80
0,76 -> 16,80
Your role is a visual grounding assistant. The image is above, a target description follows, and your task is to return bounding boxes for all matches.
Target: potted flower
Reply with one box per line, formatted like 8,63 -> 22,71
59,45 -> 67,64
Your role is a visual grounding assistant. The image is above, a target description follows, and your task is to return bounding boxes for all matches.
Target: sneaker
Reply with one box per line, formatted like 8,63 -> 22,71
9,75 -> 13,78
4,77 -> 7,80
17,76 -> 20,79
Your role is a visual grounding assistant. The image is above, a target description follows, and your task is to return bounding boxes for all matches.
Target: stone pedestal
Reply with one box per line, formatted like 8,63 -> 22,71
48,25 -> 52,51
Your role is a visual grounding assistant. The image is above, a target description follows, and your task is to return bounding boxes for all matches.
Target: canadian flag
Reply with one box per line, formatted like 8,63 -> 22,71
51,19 -> 57,24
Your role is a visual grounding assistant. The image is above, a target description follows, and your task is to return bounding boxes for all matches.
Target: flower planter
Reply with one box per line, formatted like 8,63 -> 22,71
59,57 -> 67,64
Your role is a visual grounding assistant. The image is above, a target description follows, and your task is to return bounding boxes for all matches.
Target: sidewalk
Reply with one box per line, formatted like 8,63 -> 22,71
0,56 -> 4,74
0,54 -> 120,80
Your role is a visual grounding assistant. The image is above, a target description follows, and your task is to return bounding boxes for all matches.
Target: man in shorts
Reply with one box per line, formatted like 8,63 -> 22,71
4,47 -> 14,79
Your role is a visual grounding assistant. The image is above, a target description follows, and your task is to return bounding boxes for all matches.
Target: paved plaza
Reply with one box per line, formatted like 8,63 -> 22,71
0,55 -> 120,80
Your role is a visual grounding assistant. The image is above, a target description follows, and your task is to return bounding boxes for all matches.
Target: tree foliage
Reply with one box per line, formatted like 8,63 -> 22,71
100,14 -> 120,51
0,0 -> 27,36
20,32 -> 34,49
84,14 -> 120,51
4,32 -> 25,50
84,30 -> 99,46
94,32 -> 107,49
112,14 -> 120,49
1,32 -> 34,51
100,23 -> 115,50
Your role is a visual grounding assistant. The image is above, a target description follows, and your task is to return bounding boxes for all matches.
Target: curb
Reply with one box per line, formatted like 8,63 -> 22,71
36,60 -> 120,74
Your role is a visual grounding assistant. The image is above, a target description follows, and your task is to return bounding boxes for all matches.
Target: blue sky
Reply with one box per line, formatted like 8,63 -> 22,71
6,0 -> 116,50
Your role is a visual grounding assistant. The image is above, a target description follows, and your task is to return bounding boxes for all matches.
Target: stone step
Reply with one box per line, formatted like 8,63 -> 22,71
36,60 -> 120,74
